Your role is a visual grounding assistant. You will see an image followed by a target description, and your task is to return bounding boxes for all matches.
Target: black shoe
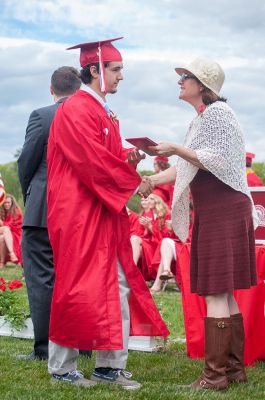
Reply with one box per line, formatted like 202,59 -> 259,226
91,368 -> 141,390
79,350 -> 92,358
16,351 -> 47,360
51,370 -> 97,387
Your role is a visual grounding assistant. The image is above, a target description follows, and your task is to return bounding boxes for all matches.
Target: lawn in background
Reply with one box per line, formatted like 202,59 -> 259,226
1,265 -> 265,400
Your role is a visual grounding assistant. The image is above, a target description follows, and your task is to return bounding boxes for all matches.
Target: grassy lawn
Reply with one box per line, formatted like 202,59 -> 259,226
1,265 -> 265,399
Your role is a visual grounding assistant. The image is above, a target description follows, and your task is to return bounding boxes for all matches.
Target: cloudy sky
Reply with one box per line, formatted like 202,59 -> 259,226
1,0 -> 265,169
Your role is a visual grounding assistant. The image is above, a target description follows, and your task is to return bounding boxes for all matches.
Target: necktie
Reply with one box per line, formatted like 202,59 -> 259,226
104,103 -> 111,116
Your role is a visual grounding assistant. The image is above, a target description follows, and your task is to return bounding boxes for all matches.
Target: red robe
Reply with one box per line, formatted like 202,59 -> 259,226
246,168 -> 264,187
138,210 -> 173,280
127,209 -> 141,236
3,208 -> 23,265
151,223 -> 193,286
47,90 -> 169,350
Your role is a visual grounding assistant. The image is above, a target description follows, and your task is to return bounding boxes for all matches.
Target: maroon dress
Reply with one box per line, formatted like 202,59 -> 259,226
189,170 -> 257,296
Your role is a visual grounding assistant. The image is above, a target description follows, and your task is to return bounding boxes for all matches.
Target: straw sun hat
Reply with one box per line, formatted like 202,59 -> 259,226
175,57 -> 225,96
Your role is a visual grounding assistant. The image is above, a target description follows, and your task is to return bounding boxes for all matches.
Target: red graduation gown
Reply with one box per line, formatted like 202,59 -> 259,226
3,208 -> 23,265
47,90 -> 169,350
127,209 -> 141,236
246,168 -> 264,187
138,210 -> 173,280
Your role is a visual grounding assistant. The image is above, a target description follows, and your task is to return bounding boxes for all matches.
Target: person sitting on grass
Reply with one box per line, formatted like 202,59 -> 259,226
150,236 -> 178,294
130,196 -> 151,265
131,194 -> 172,281
150,217 -> 193,294
0,194 -> 23,268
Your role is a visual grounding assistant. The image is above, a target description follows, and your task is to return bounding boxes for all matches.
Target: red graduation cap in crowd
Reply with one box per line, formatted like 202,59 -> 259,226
67,37 -> 123,92
246,152 -> 255,165
154,156 -> 169,162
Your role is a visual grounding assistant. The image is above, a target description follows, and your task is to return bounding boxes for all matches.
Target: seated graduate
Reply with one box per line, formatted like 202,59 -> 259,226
131,194 -> 172,280
0,194 -> 23,268
126,206 -> 141,237
150,215 -> 193,294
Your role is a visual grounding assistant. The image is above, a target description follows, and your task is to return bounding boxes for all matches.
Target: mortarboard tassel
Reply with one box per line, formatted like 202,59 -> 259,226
98,44 -> 107,92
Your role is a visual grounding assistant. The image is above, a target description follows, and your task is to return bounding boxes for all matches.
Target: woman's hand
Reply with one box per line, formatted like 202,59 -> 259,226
139,216 -> 152,230
148,142 -> 177,157
165,219 -> 173,231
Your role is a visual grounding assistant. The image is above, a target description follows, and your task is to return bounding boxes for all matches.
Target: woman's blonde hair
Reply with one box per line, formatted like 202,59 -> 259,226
148,194 -> 168,230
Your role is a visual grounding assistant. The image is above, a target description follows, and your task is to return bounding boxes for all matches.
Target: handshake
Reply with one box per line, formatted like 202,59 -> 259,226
137,176 -> 154,198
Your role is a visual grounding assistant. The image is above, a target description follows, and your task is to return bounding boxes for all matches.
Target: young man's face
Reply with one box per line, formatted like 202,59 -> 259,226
105,62 -> 123,94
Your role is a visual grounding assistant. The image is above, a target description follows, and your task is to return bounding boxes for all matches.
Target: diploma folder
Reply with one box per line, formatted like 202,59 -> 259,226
125,137 -> 158,156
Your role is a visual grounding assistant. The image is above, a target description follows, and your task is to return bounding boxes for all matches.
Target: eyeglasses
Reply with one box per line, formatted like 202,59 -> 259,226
179,73 -> 197,82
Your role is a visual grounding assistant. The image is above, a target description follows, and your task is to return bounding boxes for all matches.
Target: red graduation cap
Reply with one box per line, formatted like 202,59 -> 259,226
67,37 -> 123,92
154,156 -> 169,162
246,152 -> 255,164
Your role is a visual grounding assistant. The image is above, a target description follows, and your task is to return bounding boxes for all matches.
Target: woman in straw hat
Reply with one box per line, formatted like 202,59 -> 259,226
147,57 -> 257,390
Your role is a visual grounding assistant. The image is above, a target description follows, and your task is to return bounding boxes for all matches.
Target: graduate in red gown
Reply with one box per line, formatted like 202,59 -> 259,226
0,194 -> 22,267
246,152 -> 264,187
130,196 -> 151,265
150,219 -> 193,294
47,37 -> 169,388
131,194 -> 173,280
153,156 -> 174,207
126,207 -> 141,236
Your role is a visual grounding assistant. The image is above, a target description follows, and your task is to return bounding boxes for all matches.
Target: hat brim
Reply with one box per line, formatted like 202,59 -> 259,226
175,67 -> 191,76
174,66 -> 219,96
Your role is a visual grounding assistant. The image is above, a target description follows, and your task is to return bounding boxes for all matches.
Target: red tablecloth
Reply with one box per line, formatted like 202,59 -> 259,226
178,244 -> 265,366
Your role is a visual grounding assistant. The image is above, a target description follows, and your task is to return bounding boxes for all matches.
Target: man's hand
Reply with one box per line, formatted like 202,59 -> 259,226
127,148 -> 146,165
138,176 -> 153,198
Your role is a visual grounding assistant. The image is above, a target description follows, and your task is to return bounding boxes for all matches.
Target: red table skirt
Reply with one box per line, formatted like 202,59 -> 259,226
178,244 -> 265,366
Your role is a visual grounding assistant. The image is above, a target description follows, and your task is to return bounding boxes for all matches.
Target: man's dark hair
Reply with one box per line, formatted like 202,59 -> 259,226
80,62 -> 110,84
51,66 -> 81,96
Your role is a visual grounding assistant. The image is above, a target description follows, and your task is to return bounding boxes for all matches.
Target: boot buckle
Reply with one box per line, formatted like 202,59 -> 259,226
200,379 -> 207,387
217,321 -> 225,328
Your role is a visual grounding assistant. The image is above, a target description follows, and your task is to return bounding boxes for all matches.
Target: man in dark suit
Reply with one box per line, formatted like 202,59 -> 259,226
17,66 -> 82,360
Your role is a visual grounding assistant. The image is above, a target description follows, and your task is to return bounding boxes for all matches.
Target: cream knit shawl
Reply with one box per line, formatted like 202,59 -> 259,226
171,101 -> 258,242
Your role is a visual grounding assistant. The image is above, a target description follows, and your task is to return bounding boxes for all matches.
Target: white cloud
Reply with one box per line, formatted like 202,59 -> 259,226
0,1 -> 265,168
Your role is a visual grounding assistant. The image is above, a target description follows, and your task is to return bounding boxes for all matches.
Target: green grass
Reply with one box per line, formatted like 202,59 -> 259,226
1,266 -> 265,399
0,264 -> 29,329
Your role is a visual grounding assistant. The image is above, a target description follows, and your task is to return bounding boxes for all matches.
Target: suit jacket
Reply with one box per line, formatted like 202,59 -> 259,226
18,98 -> 67,228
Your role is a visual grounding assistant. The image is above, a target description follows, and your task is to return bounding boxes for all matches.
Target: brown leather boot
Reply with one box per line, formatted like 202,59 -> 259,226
226,313 -> 247,383
181,317 -> 232,390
